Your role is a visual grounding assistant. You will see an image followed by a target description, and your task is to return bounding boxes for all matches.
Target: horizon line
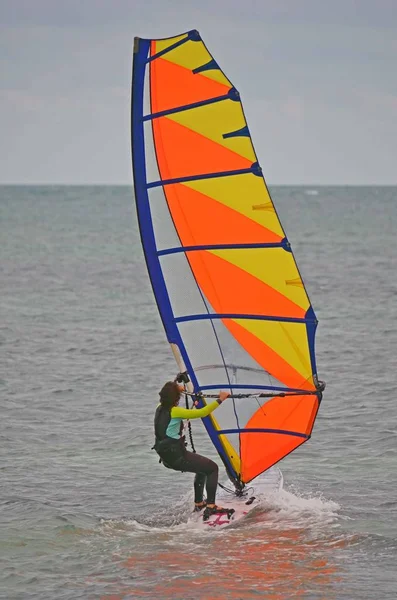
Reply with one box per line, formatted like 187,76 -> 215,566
1,182 -> 396,187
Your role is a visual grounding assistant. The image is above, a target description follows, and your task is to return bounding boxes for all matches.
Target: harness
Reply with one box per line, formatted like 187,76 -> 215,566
152,405 -> 185,469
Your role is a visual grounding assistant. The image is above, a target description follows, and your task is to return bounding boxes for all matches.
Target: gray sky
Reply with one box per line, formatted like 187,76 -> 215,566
1,0 -> 396,184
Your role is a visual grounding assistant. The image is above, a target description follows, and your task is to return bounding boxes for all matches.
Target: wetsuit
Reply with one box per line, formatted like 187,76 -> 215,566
153,401 -> 221,504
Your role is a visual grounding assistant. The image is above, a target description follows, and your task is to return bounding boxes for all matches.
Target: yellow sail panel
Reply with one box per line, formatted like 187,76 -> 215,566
180,249 -> 306,321
231,319 -> 315,390
159,39 -> 232,87
218,434 -> 241,474
166,101 -> 256,162
152,33 -> 188,55
209,414 -> 241,474
164,181 -> 284,247
199,396 -> 241,473
209,248 -> 310,313
184,175 -> 285,238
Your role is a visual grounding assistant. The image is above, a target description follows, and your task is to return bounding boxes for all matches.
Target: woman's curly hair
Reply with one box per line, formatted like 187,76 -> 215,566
159,381 -> 181,410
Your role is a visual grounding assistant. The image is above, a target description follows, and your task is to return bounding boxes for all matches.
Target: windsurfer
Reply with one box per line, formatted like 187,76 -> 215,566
153,381 -> 232,519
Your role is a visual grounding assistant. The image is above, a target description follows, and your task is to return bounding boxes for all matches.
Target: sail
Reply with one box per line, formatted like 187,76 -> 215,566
131,30 -> 322,486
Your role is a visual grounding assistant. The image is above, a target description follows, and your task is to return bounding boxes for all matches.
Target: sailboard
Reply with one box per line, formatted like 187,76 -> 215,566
131,30 -> 324,498
190,467 -> 284,529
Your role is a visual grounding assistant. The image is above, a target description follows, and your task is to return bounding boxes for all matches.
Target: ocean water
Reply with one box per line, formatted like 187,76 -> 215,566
1,185 -> 396,600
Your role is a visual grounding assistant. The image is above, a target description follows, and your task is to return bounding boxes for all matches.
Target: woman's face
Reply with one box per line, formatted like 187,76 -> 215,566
174,383 -> 184,405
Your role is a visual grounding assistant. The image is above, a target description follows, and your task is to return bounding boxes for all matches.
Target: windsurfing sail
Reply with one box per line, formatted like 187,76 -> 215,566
131,30 -> 324,489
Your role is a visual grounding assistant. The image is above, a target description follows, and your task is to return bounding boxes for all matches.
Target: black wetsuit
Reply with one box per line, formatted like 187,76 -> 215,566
153,403 -> 220,504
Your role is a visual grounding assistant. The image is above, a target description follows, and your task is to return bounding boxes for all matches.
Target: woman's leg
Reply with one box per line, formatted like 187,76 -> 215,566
175,451 -> 219,504
194,473 -> 206,504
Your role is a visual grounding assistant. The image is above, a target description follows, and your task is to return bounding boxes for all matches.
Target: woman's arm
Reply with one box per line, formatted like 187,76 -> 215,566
171,400 -> 220,420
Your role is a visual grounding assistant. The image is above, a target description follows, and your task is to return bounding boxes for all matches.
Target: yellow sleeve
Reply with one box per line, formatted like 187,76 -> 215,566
171,400 -> 220,419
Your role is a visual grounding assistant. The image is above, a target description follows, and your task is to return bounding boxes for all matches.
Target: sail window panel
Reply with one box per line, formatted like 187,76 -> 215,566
148,187 -> 182,251
211,317 -> 285,390
192,366 -> 228,389
210,400 -> 241,438
202,385 -> 276,396
159,253 -> 208,318
143,120 -> 161,184
143,63 -> 151,118
177,319 -> 226,381
177,321 -> 240,434
230,396 -> 268,431
210,399 -> 240,434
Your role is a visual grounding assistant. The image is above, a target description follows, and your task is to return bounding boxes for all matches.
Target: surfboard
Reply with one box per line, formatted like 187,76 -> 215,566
190,467 -> 284,529
131,30 -> 325,504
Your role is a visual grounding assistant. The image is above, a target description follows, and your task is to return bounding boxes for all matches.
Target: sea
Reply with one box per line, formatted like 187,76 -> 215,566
1,185 -> 396,600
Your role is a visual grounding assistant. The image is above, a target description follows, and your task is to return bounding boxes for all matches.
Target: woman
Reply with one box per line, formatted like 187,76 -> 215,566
153,380 -> 231,520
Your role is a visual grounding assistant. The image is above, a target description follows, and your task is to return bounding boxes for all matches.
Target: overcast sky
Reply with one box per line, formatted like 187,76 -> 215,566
1,0 -> 396,184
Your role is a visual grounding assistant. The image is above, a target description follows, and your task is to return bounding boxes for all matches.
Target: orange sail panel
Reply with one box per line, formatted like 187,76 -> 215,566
152,118 -> 252,180
150,57 -> 231,113
165,183 -> 283,245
